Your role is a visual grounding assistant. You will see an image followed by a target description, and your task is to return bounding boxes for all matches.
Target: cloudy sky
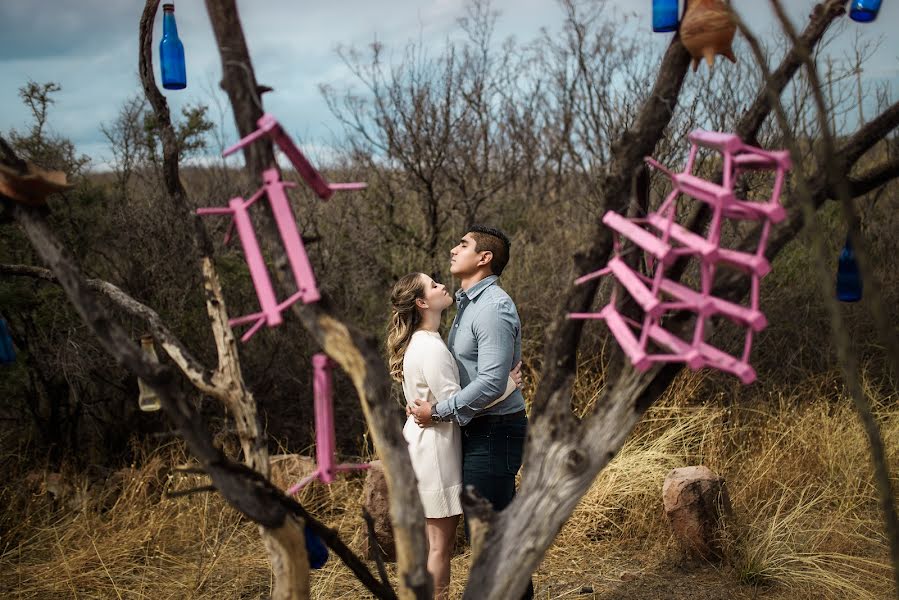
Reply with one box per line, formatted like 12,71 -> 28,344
1,1 -> 896,171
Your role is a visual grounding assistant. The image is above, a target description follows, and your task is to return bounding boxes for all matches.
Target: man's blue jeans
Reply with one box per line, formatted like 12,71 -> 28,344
461,411 -> 534,599
461,411 -> 527,511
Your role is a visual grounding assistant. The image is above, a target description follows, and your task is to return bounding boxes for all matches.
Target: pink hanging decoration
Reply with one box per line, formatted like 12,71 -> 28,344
570,130 -> 791,384
223,113 -> 366,201
197,114 -> 366,342
287,354 -> 370,494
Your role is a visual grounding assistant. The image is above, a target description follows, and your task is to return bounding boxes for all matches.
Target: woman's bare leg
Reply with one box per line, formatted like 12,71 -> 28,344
426,515 -> 460,599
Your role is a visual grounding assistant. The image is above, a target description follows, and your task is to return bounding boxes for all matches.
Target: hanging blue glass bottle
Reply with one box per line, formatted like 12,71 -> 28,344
653,0 -> 679,33
304,525 -> 329,569
159,3 -> 186,90
849,0 -> 882,22
836,234 -> 863,302
0,318 -> 15,364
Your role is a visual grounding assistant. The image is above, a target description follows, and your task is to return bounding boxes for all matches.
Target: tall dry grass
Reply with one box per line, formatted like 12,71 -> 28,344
1,367 -> 895,599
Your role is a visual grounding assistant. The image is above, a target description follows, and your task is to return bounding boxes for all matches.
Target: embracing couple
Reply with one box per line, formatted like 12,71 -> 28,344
386,225 -> 533,599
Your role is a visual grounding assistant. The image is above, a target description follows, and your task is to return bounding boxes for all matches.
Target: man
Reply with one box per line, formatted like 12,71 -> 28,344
411,224 -> 533,598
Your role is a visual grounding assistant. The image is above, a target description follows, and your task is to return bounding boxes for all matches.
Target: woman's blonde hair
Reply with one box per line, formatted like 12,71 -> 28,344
386,273 -> 426,382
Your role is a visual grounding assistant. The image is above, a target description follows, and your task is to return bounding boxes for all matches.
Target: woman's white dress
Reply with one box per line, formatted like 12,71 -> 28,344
402,330 -> 464,518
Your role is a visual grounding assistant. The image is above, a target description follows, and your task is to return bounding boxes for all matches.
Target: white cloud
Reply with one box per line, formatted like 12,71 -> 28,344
1,0 -> 896,171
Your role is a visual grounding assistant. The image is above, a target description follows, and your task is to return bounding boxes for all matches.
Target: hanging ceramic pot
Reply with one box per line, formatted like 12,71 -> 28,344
680,0 -> 737,71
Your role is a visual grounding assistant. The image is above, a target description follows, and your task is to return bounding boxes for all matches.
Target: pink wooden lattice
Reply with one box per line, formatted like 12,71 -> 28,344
287,354 -> 370,494
569,130 -> 791,384
197,114 -> 366,342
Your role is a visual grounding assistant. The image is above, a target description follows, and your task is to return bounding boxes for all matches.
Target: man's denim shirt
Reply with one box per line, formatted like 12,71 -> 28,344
435,275 -> 525,426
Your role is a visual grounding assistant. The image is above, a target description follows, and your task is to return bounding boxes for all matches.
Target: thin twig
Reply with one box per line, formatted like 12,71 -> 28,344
731,2 -> 899,596
362,508 -> 392,589
167,485 -> 218,499
764,1 -> 899,593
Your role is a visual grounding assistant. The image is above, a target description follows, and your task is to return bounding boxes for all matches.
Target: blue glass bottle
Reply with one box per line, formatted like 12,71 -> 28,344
159,3 -> 186,90
653,0 -> 679,33
836,235 -> 862,302
0,318 -> 15,365
849,0 -> 882,22
305,525 -> 329,569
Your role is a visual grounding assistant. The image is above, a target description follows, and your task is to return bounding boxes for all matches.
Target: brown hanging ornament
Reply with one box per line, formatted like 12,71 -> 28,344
680,0 -> 738,72
0,161 -> 72,206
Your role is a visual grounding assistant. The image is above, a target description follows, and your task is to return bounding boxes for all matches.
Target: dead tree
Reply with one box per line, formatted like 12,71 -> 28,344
3,1 -> 898,599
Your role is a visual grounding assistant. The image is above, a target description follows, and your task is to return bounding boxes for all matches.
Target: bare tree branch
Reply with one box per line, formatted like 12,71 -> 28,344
201,2 -> 431,598
732,3 -> 899,594
5,198 -> 395,600
0,262 -> 215,392
848,155 -> 899,197
841,100 -> 899,166
735,0 -> 848,143
463,2 -> 896,598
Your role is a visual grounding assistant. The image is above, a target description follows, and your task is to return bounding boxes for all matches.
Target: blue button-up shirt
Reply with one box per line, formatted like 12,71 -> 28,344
435,275 -> 525,426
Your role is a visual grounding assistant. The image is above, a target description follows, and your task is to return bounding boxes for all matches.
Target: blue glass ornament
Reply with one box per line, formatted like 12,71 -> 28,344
653,0 -> 679,33
836,235 -> 863,302
305,525 -> 329,569
849,0 -> 882,22
159,3 -> 186,90
0,318 -> 15,364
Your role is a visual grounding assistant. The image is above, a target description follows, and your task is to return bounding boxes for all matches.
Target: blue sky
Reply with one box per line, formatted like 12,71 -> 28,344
0,1 -> 896,171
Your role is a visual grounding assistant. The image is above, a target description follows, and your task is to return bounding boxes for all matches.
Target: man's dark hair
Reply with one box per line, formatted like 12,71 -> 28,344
469,224 -> 511,276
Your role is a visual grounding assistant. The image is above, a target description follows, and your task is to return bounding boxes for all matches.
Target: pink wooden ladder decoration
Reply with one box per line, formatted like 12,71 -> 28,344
570,130 -> 791,384
223,113 -> 366,200
197,191 -> 286,340
197,170 -> 320,341
287,354 -> 370,494
197,113 -> 366,342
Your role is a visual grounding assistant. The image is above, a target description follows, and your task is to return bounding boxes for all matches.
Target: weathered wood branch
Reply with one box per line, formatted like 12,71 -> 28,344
840,100 -> 899,167
764,2 -> 899,591
140,3 -> 393,597
6,198 -> 395,600
10,201 -> 285,525
201,2 -> 431,598
464,2 -> 887,598
848,156 -> 899,197
528,29 -> 693,425
0,262 -> 215,393
141,1 -> 304,595
734,0 -> 848,143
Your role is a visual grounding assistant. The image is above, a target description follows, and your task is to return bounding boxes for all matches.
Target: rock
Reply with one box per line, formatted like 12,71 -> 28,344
360,460 -> 396,562
27,471 -> 88,511
662,465 -> 732,561
269,454 -> 316,491
43,472 -> 72,500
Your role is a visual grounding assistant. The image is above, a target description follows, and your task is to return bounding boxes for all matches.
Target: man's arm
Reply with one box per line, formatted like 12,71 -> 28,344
435,299 -> 518,425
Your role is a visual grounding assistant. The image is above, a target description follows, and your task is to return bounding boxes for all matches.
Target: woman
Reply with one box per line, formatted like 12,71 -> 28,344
387,272 -> 519,599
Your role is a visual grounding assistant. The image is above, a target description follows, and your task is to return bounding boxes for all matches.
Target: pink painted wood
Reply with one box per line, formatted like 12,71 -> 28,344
313,353 -> 337,483
287,354 -> 370,495
197,197 -> 282,339
569,130 -> 791,384
224,113 -> 366,201
198,106 -> 374,341
196,171 -> 324,341
262,168 -> 321,303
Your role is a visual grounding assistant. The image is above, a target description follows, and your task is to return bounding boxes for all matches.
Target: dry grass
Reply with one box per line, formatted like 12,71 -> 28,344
1,368 -> 896,599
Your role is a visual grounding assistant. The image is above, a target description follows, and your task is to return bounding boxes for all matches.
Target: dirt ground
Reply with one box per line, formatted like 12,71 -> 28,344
535,564 -> 763,600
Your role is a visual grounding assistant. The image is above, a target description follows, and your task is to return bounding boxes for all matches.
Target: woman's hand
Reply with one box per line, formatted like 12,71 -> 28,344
510,361 -> 524,389
411,399 -> 435,427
